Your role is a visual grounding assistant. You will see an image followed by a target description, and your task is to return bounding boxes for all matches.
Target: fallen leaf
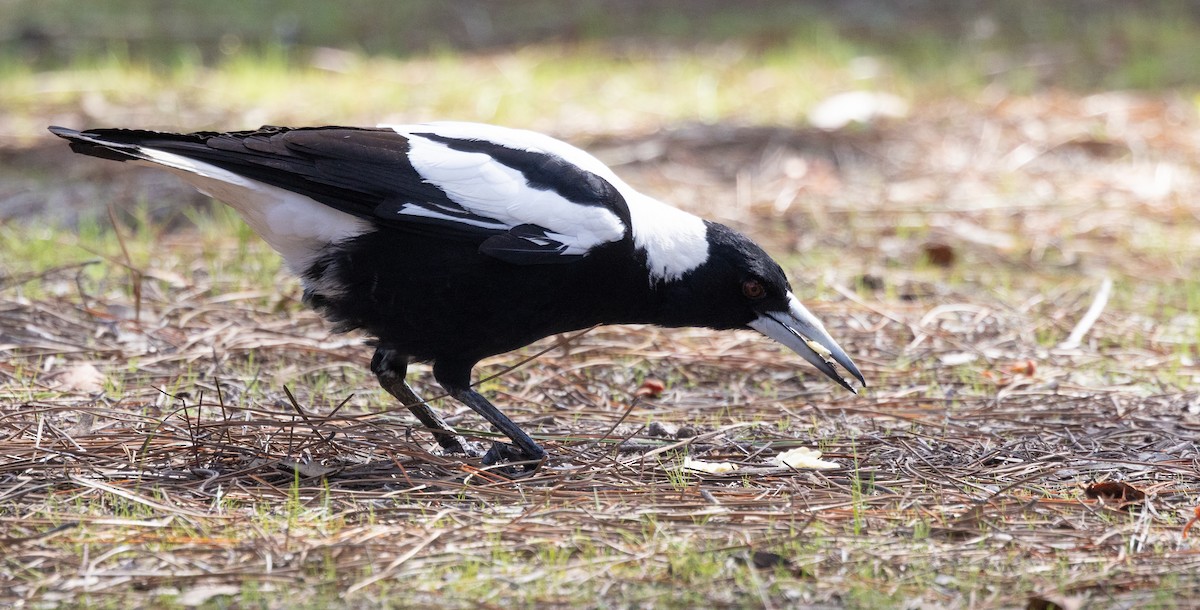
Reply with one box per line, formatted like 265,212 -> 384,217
635,378 -> 666,398
922,241 -> 956,267
939,352 -> 978,367
1010,360 -> 1037,376
1027,593 -> 1084,610
809,91 -> 908,130
177,584 -> 241,607
1084,481 -> 1145,504
682,456 -> 737,474
1182,506 -> 1199,539
58,363 -> 106,393
279,460 -> 337,478
771,447 -> 839,469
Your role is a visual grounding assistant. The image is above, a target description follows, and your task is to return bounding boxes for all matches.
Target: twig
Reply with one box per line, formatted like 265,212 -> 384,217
618,422 -> 760,465
346,529 -> 444,594
830,282 -> 915,334
107,203 -> 144,324
587,397 -> 642,459
0,259 -> 100,291
70,476 -> 224,520
1057,277 -> 1112,350
282,385 -> 339,450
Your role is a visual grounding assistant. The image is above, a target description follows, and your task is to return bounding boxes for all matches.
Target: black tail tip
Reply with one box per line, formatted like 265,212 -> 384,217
48,126 -> 142,163
48,125 -> 81,139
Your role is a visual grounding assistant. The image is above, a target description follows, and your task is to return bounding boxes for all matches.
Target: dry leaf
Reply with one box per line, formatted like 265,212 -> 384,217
1181,506 -> 1198,539
771,447 -> 839,469
177,584 -> 241,607
279,459 -> 338,478
809,91 -> 908,130
1010,360 -> 1037,376
1026,593 -> 1084,610
635,378 -> 666,398
1084,481 -> 1146,504
682,457 -> 738,474
922,242 -> 956,267
939,352 -> 978,367
58,363 -> 106,393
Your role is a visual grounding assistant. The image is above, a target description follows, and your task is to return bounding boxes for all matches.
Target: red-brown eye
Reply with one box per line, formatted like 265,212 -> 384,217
742,279 -> 766,299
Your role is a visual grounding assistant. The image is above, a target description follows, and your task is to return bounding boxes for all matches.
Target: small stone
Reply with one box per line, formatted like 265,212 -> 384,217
647,421 -> 676,437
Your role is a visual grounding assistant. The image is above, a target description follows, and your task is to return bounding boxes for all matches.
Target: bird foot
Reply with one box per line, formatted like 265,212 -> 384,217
482,442 -> 545,472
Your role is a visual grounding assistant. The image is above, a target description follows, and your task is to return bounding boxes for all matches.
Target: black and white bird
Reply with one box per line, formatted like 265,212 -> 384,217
49,122 -> 865,467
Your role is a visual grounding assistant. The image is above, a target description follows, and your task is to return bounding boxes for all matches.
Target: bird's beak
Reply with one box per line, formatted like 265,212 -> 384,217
748,292 -> 865,393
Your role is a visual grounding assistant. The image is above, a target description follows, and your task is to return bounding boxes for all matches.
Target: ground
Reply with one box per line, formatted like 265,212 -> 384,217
2,3 -> 1200,608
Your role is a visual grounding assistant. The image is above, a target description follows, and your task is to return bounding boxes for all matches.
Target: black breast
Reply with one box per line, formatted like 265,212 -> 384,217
303,228 -> 657,366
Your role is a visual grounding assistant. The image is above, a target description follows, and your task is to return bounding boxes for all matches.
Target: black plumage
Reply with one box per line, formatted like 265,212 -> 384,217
49,122 -> 865,468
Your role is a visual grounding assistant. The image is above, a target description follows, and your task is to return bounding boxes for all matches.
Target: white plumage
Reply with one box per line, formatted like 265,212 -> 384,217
400,129 -> 627,257
387,122 -> 711,280
138,147 -> 370,272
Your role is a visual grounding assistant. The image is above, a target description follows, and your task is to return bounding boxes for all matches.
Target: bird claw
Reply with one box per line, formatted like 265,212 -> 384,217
482,442 -> 545,472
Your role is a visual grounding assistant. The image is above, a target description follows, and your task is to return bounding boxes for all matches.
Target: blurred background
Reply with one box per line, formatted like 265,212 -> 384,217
5,0 -> 1200,324
6,0 -> 1200,136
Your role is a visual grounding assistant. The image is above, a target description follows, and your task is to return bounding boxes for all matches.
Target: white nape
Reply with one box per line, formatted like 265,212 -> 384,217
623,192 -> 709,283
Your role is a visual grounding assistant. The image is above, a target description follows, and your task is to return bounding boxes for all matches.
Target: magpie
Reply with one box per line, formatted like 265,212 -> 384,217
49,122 -> 865,467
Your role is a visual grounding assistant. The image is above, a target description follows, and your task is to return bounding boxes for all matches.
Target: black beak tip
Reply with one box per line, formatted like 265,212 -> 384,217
851,370 -> 867,389
816,362 -> 858,394
833,360 -> 866,394
835,374 -> 857,394
832,354 -> 867,389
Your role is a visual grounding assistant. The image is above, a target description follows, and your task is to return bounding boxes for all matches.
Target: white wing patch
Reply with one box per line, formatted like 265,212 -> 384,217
134,148 -> 370,272
391,126 -> 627,257
399,122 -> 619,181
384,122 -> 710,280
390,202 -> 509,231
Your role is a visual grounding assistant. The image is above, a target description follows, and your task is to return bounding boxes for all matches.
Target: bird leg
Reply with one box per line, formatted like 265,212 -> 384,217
371,346 -> 471,455
446,386 -> 546,468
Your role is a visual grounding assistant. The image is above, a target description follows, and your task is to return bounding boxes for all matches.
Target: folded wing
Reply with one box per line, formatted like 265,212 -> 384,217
49,123 -> 632,264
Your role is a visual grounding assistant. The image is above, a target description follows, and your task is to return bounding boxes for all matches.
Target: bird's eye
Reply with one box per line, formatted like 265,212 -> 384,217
742,279 -> 766,300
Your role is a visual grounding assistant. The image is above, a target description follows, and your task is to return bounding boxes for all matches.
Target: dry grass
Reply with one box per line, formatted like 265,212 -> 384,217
5,291 -> 1197,608
4,91 -> 1200,608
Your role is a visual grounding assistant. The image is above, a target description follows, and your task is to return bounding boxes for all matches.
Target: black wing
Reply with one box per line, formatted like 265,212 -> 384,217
49,124 -> 632,260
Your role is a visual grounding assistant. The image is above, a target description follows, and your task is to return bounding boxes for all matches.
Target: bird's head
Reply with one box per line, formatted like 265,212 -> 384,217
661,222 -> 865,393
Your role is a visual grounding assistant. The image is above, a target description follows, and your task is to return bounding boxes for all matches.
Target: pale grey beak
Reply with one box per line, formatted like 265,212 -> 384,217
748,293 -> 865,393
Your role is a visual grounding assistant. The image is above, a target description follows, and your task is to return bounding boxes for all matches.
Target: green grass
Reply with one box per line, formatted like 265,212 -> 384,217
2,35 -> 868,140
6,2 -> 1200,144
0,202 -> 287,308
